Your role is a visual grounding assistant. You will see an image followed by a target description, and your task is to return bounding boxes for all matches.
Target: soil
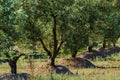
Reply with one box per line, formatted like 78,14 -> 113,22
34,63 -> 73,75
57,58 -> 96,68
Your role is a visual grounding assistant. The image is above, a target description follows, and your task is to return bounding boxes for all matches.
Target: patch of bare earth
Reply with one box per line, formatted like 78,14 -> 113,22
34,63 -> 73,76
57,58 -> 96,69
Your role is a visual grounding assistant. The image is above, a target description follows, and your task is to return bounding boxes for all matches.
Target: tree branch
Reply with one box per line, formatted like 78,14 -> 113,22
57,41 -> 64,53
39,38 -> 52,58
52,15 -> 58,54
15,53 -> 25,61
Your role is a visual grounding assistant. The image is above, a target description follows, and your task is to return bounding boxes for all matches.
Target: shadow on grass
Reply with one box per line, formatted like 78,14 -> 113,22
0,73 -> 30,80
80,46 -> 120,59
96,66 -> 120,69
54,65 -> 73,75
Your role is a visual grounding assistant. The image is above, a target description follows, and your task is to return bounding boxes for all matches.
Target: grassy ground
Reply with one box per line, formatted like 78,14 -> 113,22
0,53 -> 120,80
35,72 -> 120,80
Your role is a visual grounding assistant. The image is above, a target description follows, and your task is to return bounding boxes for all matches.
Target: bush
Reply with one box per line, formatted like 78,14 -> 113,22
25,52 -> 47,59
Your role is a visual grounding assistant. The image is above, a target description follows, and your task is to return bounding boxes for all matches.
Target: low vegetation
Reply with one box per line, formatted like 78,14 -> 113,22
0,53 -> 120,80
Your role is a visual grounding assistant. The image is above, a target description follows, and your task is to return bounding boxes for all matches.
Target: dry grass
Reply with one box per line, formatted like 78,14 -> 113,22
0,53 -> 120,80
0,59 -> 120,74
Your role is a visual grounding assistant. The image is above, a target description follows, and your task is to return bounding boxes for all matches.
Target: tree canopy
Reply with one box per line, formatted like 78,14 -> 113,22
0,0 -> 120,70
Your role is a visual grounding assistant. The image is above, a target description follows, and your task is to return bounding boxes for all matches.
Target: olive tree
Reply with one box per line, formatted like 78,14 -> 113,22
0,0 -> 25,74
97,0 -> 120,48
64,1 -> 89,58
22,0 -> 75,66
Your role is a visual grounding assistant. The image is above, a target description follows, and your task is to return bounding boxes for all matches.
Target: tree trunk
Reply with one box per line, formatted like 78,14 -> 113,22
9,60 -> 17,74
113,43 -> 116,47
53,15 -> 57,55
103,43 -> 106,48
88,46 -> 93,52
51,15 -> 57,66
103,38 -> 106,48
72,50 -> 77,58
50,57 -> 55,66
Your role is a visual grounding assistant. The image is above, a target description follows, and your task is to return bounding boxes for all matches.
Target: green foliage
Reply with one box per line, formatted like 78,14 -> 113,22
0,0 -> 24,60
22,0 -> 75,61
1,0 -> 120,64
0,33 -> 14,50
0,33 -> 18,60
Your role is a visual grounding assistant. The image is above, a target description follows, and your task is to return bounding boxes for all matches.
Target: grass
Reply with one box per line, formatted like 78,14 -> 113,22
34,72 -> 120,80
0,53 -> 120,80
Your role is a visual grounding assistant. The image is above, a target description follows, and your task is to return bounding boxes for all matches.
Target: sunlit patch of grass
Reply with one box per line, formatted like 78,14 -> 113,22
0,63 -> 10,74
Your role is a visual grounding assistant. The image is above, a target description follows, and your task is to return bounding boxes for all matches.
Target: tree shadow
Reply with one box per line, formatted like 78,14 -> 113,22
58,58 -> 97,69
81,46 -> 120,59
0,73 -> 30,80
97,66 -> 120,69
54,65 -> 73,75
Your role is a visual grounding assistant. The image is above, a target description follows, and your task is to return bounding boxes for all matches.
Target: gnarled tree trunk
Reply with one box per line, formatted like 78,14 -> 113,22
8,60 -> 17,74
6,53 -> 25,74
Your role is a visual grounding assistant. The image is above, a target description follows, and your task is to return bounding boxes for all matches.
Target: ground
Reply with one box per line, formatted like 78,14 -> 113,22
57,58 -> 96,68
0,47 -> 120,80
